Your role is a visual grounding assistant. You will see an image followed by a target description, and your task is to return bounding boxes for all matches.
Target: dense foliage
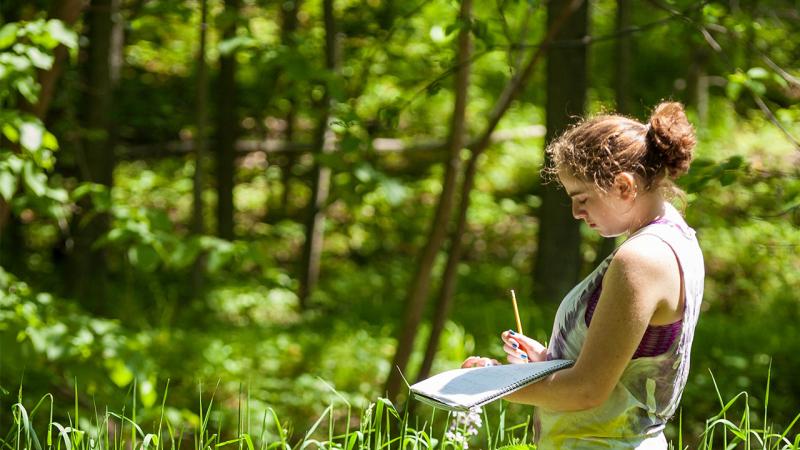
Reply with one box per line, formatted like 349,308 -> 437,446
1,0 -> 799,449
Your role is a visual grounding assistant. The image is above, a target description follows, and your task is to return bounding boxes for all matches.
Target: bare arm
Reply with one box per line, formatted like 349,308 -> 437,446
504,236 -> 682,411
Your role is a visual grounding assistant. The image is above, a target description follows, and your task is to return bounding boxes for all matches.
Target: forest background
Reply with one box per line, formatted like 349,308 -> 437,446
1,0 -> 800,448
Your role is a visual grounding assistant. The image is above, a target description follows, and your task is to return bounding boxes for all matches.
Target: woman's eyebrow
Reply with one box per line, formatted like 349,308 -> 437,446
566,189 -> 585,197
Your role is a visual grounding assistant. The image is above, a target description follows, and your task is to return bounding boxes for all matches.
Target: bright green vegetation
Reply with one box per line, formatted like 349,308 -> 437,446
2,1 -> 800,448
2,376 -> 799,450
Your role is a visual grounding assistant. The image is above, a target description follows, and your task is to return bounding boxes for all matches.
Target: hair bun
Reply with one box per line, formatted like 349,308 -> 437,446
646,101 -> 696,178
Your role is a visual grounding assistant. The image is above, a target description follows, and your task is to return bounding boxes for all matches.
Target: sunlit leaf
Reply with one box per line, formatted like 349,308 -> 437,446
139,378 -> 157,408
106,359 -> 134,387
46,19 -> 78,49
26,46 -> 54,70
381,179 -> 407,206
2,123 -> 19,143
15,76 -> 39,103
218,36 -> 256,56
20,121 -> 44,151
46,186 -> 68,203
169,239 -> 202,269
746,67 -> 769,80
0,170 -> 17,201
0,23 -> 18,50
42,131 -> 58,150
5,54 -> 32,72
22,160 -> 47,196
206,247 -> 233,273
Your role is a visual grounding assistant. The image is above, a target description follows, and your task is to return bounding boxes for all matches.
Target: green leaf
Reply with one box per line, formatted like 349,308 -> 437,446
720,171 -> 737,186
72,182 -> 106,201
42,132 -> 59,150
721,156 -> 745,170
746,67 -> 769,80
20,121 -> 44,151
354,164 -> 376,183
745,79 -> 766,96
7,155 -> 23,173
46,186 -> 68,203
169,239 -> 202,269
46,19 -> 78,49
5,53 -> 32,72
426,80 -> 442,96
139,378 -> 157,408
15,76 -> 39,103
218,36 -> 255,55
128,244 -> 160,272
22,160 -> 47,196
2,124 -> 20,143
0,170 -> 18,201
445,20 -> 462,36
25,46 -> 54,70
382,179 -> 407,206
0,23 -> 18,50
106,359 -> 134,387
772,72 -> 789,89
206,246 -> 233,273
725,81 -> 742,101
24,21 -> 57,48
471,19 -> 488,40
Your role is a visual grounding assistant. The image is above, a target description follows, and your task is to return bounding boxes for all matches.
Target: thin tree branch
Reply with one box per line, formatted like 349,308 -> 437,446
115,125 -> 546,159
645,0 -> 800,151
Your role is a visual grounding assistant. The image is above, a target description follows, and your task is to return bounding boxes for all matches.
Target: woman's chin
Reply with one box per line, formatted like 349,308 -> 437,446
598,229 -> 624,238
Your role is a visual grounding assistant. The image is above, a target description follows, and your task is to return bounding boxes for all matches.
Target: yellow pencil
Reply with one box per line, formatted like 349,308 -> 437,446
510,289 -> 523,335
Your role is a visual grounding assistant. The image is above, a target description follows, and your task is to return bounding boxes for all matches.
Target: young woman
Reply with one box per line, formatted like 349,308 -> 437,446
462,102 -> 704,449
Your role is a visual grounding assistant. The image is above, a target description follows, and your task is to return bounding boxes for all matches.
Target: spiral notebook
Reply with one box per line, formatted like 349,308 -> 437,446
410,359 -> 574,411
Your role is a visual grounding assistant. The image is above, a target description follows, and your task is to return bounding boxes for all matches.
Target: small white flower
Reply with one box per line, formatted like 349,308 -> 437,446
446,406 -> 482,449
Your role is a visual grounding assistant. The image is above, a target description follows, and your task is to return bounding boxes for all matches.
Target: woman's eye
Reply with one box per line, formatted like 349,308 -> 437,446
577,198 -> 587,205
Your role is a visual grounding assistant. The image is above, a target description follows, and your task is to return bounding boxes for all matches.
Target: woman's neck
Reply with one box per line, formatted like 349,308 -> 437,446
626,193 -> 668,236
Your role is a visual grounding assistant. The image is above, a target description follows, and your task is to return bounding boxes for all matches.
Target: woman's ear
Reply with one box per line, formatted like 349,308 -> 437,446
613,172 -> 638,200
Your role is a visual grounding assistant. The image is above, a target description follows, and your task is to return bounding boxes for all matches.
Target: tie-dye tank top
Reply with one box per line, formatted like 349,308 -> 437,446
535,204 -> 705,449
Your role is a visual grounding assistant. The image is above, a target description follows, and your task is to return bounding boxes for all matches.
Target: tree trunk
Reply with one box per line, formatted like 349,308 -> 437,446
278,0 -> 302,218
400,0 -> 472,388
215,0 -> 240,241
69,0 -> 119,311
614,0 -> 632,117
385,0 -> 585,401
191,0 -> 210,295
592,0 -> 632,268
297,0 -> 338,308
533,0 -> 588,303
279,106 -> 297,216
192,0 -> 210,236
686,47 -> 709,128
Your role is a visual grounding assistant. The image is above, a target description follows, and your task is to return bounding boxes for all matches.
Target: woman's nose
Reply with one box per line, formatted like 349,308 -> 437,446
571,202 -> 583,219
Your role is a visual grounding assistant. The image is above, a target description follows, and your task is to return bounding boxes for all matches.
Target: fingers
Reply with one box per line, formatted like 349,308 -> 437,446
461,356 -> 483,368
501,330 -> 539,346
503,340 -> 531,363
501,330 -> 547,363
461,356 -> 501,368
506,353 -> 529,364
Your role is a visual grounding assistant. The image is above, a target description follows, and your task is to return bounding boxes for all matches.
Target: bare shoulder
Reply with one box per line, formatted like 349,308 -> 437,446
608,234 -> 680,289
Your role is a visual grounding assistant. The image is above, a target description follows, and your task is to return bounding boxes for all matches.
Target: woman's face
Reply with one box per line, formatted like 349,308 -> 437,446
557,169 -> 634,238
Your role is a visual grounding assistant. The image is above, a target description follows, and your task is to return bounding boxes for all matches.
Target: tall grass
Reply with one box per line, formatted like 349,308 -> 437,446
2,379 -> 798,450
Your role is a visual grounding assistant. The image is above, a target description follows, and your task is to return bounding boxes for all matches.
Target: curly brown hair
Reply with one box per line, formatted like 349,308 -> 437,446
545,102 -> 696,195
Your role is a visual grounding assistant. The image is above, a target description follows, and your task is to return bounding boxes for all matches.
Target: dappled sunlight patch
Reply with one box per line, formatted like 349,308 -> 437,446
207,284 -> 300,326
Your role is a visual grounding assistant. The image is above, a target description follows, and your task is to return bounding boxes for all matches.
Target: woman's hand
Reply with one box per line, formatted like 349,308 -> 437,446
461,356 -> 501,368
501,330 -> 547,363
